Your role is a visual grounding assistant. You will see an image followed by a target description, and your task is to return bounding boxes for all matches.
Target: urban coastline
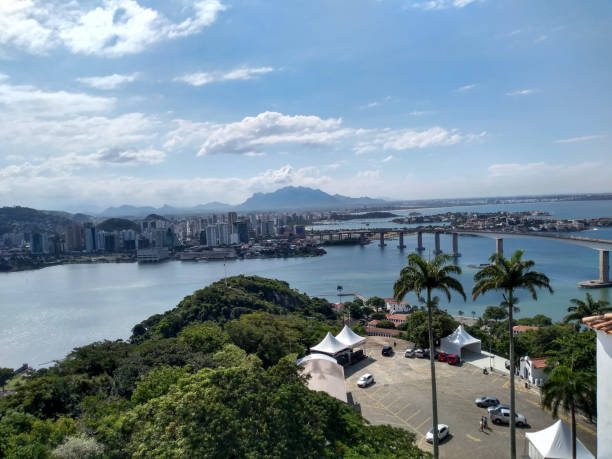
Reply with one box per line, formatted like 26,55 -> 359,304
3,206 -> 612,273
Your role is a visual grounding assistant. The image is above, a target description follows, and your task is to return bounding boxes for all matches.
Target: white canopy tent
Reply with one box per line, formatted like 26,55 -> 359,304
440,325 -> 481,357
335,325 -> 366,348
301,359 -> 347,403
297,353 -> 338,366
310,332 -> 350,356
525,420 -> 594,459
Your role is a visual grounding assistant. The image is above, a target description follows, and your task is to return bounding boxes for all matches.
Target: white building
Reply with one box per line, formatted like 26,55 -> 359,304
383,297 -> 412,313
137,246 -> 169,263
583,313 -> 612,459
205,225 -> 218,247
217,223 -> 229,245
518,356 -> 548,386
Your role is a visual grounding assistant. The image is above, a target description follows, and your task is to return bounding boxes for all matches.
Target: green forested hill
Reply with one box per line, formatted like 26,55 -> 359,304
0,276 -> 430,458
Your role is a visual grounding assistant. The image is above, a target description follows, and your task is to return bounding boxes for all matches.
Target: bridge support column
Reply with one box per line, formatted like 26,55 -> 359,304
434,232 -> 442,254
495,238 -> 503,257
416,232 -> 424,251
398,232 -> 406,249
379,232 -> 386,247
452,233 -> 461,257
600,250 -> 610,283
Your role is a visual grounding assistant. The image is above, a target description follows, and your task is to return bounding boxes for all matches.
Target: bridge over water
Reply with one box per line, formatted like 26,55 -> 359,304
306,227 -> 612,288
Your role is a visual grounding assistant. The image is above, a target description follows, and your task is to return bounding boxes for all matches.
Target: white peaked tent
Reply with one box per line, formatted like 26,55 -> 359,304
525,420 -> 594,459
297,353 -> 338,366
335,325 -> 366,348
310,332 -> 350,356
440,325 -> 481,357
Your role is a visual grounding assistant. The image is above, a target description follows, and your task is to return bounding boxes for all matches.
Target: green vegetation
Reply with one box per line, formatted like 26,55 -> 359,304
375,319 -> 396,329
398,310 -> 459,348
473,250 -> 553,459
0,275 -> 429,458
366,296 -> 385,312
482,305 -> 508,322
0,368 -> 14,391
563,292 -> 612,330
541,366 -> 596,459
394,253 -> 466,459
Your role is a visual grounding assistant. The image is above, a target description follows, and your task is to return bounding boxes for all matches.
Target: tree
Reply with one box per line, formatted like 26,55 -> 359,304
0,368 -> 14,392
457,310 -> 464,317
398,310 -> 458,349
178,321 -> 229,353
473,250 -> 552,459
541,366 -> 595,459
366,296 -> 386,312
564,293 -> 612,331
376,319 -> 395,329
482,305 -> 508,322
394,253 -> 465,459
52,435 -> 104,459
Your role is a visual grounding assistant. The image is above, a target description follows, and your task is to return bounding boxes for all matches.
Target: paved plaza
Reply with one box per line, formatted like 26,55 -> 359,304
346,337 -> 597,459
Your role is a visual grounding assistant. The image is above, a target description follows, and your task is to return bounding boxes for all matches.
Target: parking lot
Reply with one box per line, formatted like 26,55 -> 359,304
346,337 -> 597,458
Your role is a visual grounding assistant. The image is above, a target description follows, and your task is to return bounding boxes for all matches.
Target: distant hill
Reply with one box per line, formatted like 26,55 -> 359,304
0,206 -> 76,235
237,186 -> 387,211
96,218 -> 140,233
97,186 -> 388,216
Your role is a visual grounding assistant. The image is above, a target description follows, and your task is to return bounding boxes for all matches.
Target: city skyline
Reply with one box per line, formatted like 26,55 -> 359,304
1,0 -> 611,212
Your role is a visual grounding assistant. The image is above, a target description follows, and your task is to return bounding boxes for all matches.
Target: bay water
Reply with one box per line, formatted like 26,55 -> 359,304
1,199 -> 611,368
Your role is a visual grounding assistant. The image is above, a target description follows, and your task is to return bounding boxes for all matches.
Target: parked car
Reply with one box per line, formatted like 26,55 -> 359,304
437,352 -> 448,362
505,360 -> 511,370
488,403 -> 510,414
357,373 -> 374,388
382,345 -> 393,356
447,354 -> 460,365
414,348 -> 424,358
425,424 -> 450,443
490,408 -> 527,427
475,396 -> 500,408
405,348 -> 416,358
419,349 -> 430,359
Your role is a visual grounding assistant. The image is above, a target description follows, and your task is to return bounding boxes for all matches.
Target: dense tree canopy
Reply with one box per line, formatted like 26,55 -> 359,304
0,276 -> 429,458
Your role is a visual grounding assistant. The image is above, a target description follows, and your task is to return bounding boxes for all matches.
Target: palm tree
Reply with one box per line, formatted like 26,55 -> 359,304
564,292 -> 611,330
458,309 -> 464,317
472,250 -> 552,459
394,253 -> 466,459
541,366 -> 595,459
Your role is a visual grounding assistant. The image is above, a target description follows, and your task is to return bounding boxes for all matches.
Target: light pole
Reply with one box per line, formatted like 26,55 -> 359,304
337,285 -> 343,324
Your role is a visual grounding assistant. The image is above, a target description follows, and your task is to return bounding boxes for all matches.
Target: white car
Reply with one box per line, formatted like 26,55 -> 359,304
357,373 -> 374,388
490,408 -> 527,427
425,424 -> 449,443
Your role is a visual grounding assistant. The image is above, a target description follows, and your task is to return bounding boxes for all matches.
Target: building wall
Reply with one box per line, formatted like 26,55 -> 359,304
597,330 -> 612,459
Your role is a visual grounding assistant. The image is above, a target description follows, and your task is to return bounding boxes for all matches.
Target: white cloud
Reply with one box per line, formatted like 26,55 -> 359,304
382,155 -> 394,162
455,83 -> 476,92
0,76 -> 115,115
0,0 -> 226,57
356,169 -> 381,179
411,0 -> 481,10
166,111 -> 486,156
0,112 -> 159,153
534,34 -> 548,43
354,126 -> 486,154
554,134 -> 605,144
174,67 -> 275,86
409,110 -> 434,116
506,88 -> 537,96
194,111 -> 347,156
77,72 -> 139,90
0,164 -> 330,208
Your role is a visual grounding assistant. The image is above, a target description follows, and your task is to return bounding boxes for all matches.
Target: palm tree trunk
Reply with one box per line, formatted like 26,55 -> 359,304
427,288 -> 439,458
508,290 -> 516,459
571,406 -> 577,459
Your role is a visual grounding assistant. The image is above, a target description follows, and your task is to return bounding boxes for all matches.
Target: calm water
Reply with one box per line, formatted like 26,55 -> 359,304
1,200 -> 611,368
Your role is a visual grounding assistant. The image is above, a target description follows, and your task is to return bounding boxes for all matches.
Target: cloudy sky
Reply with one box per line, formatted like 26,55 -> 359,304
1,0 -> 611,212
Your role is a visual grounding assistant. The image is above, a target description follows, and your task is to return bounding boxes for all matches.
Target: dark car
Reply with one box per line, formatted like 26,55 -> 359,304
419,349 -> 430,359
447,354 -> 460,365
382,345 -> 393,356
475,396 -> 500,408
437,352 -> 448,362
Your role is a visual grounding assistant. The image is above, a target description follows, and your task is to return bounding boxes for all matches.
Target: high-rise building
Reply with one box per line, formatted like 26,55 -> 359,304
227,212 -> 237,233
233,221 -> 249,243
64,223 -> 83,251
205,225 -> 218,247
84,225 -> 96,252
217,223 -> 229,245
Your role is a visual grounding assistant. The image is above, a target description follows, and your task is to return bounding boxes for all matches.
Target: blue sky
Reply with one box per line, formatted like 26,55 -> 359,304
0,0 -> 611,212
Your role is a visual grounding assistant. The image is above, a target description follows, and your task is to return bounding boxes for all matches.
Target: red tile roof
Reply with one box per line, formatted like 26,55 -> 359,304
512,325 -> 539,333
365,326 -> 402,336
530,357 -> 548,369
387,314 -> 408,321
583,313 -> 612,335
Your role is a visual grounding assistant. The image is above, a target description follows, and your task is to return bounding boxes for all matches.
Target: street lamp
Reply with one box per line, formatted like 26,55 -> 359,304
337,285 -> 343,324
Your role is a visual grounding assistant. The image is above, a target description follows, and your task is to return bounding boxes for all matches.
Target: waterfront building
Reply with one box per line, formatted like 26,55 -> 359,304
384,297 -> 412,314
227,212 -> 237,233
137,246 -> 169,263
64,223 -> 83,252
205,225 -> 219,247
217,223 -> 229,245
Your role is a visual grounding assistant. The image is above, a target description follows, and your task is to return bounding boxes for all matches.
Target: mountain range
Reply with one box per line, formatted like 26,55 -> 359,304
98,186 -> 389,217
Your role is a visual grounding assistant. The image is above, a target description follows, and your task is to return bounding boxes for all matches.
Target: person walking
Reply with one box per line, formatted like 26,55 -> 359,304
479,418 -> 484,432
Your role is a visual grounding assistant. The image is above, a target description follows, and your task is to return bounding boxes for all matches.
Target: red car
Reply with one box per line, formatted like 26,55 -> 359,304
447,354 -> 460,365
437,352 -> 448,362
